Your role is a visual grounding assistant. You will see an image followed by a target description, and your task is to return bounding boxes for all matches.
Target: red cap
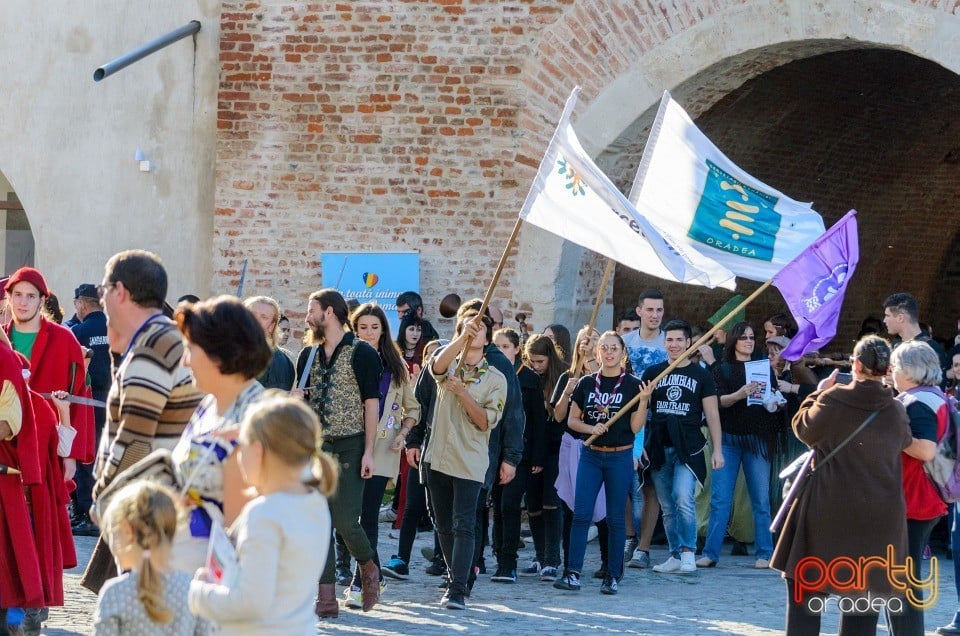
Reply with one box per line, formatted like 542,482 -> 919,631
4,267 -> 50,298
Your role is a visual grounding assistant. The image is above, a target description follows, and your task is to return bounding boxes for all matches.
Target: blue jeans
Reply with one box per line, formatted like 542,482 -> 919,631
652,447 -> 698,555
568,447 -> 633,579
704,434 -> 773,562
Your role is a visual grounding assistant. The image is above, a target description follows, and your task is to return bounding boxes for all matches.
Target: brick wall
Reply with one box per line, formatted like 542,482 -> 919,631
215,1 -> 576,338
216,1 -> 960,350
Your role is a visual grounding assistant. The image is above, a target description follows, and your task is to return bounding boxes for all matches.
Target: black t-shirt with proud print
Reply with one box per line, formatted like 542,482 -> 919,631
571,371 -> 642,447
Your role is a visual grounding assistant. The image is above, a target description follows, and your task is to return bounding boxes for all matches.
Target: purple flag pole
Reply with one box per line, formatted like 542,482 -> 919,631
773,210 -> 860,362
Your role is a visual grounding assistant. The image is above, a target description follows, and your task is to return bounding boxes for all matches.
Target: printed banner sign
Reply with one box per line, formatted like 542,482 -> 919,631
321,252 -> 420,337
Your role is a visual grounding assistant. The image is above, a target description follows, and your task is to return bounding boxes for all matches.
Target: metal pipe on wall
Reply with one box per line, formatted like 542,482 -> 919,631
94,20 -> 201,82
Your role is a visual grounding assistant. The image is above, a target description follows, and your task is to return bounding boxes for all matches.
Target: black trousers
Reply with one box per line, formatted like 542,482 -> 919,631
428,467 -> 482,596
73,392 -> 106,512
491,464 -> 529,571
398,462 -> 431,564
784,578 -> 879,636
887,516 -> 942,636
350,474 -> 389,587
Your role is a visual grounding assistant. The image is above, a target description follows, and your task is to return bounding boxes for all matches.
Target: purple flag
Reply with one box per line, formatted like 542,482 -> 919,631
773,210 -> 859,362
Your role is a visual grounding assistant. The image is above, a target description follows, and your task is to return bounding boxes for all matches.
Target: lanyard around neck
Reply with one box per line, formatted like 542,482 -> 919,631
121,313 -> 166,364
593,369 -> 626,417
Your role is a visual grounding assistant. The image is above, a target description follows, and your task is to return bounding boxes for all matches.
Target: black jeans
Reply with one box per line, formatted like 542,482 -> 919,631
320,435 -> 375,584
527,454 -> 562,568
398,462 -> 431,565
427,466 -> 482,596
470,488 -> 489,584
784,578 -> 879,636
350,474 -> 389,587
887,516 -> 942,636
491,464 -> 529,571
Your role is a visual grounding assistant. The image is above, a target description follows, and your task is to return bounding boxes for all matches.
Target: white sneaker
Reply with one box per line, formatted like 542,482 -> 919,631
679,552 -> 697,574
344,585 -> 362,609
652,556 -> 681,573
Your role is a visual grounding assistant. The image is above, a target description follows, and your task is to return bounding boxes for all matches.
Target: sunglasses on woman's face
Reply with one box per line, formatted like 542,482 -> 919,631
737,335 -> 755,341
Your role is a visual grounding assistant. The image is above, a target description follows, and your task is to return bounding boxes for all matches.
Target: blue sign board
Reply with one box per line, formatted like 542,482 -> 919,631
321,252 -> 420,337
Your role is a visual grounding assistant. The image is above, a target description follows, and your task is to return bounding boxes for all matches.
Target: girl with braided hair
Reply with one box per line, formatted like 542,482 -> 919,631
93,481 -> 210,634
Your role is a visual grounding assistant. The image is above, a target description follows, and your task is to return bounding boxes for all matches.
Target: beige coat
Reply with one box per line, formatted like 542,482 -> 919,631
372,378 -> 420,479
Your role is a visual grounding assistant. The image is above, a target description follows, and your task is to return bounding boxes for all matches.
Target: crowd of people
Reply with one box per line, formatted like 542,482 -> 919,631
1,250 -> 960,635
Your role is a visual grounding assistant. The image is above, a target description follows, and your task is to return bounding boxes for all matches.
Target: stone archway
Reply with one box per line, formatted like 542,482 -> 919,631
0,170 -> 33,274
509,0 -> 960,338
605,47 -> 960,345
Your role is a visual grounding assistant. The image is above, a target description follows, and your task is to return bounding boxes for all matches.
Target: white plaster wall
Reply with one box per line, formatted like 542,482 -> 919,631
513,0 -> 960,331
0,1 -> 221,300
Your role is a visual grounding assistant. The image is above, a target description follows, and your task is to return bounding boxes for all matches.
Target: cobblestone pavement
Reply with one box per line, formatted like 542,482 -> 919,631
42,530 -> 957,635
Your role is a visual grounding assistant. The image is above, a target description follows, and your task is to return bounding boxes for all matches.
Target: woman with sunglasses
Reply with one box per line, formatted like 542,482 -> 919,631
699,321 -> 780,569
552,327 -> 609,579
553,331 -> 643,595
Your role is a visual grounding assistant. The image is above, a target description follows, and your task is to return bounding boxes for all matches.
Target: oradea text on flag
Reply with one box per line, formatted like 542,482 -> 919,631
630,91 -> 826,282
519,87 -> 736,290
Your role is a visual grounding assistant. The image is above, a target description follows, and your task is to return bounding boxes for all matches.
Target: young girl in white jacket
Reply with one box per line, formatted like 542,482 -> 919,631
188,395 -> 337,635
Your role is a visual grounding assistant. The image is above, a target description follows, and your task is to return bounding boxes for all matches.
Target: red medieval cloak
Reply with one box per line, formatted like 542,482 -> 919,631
3,317 -> 94,464
25,388 -> 76,607
0,343 -> 44,609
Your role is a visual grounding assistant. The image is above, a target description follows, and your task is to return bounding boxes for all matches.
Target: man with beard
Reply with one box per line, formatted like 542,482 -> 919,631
294,289 -> 383,616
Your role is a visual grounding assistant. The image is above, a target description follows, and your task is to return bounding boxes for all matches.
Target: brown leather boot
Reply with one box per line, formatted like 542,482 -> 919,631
359,560 -> 381,611
314,582 -> 339,618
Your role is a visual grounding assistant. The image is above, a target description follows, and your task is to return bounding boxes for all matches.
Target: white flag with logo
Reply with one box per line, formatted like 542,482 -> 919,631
629,92 -> 825,282
519,88 -> 736,290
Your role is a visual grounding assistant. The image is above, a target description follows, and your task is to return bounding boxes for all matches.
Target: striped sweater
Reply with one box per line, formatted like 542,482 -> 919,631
92,317 -> 202,500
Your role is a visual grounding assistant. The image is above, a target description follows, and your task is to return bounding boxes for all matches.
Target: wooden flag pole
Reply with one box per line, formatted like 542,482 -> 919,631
453,217 -> 525,377
583,278 -> 773,447
573,258 -> 615,379
586,258 -> 615,335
